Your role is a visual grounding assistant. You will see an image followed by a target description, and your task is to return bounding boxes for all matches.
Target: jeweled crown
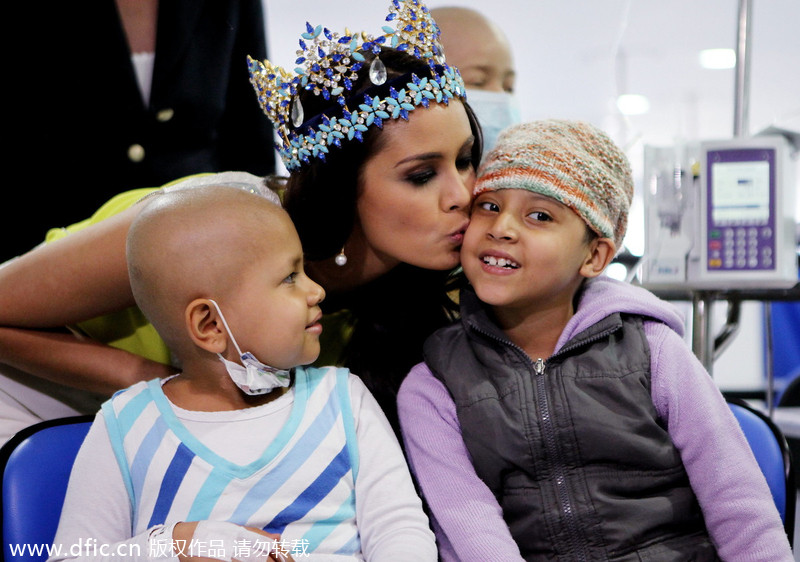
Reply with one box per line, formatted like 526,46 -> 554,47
248,0 -> 467,171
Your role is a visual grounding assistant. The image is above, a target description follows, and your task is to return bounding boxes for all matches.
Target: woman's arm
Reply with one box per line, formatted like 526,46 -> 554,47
0,326 -> 174,395
0,203 -> 174,393
0,205 -> 138,327
397,363 -> 525,562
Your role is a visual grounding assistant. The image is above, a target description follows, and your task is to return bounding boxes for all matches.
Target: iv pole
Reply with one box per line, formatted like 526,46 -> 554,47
731,0 -> 779,416
702,0 -> 777,415
693,0 -> 752,377
733,0 -> 752,139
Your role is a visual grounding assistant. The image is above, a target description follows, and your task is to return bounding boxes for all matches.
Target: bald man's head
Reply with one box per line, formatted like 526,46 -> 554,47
432,6 -> 515,93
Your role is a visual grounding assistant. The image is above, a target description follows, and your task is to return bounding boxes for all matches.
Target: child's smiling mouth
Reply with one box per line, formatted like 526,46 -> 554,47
481,255 -> 520,269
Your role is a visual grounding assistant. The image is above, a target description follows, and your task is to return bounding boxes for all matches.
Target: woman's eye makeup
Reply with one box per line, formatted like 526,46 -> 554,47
405,168 -> 436,186
456,154 -> 474,170
402,145 -> 475,186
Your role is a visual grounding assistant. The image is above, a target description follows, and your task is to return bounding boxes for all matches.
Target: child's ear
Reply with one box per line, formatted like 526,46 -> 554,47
185,299 -> 227,353
580,237 -> 616,279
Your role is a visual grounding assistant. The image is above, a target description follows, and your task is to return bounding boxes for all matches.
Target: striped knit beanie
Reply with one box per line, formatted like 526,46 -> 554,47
474,120 -> 634,250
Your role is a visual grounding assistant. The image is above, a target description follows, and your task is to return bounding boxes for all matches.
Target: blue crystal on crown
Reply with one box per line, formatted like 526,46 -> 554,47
248,0 -> 466,171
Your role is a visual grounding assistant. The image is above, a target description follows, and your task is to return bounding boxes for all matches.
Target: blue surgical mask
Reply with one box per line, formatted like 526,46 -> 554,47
467,89 -> 522,158
208,299 -> 291,395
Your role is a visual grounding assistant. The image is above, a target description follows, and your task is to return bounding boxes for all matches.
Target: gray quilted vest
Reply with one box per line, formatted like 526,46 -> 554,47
424,287 -> 718,561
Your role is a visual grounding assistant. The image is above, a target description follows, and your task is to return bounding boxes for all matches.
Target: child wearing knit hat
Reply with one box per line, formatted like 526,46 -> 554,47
397,120 -> 793,561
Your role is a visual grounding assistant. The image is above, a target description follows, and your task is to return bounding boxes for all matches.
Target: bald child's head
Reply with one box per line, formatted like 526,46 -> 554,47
127,185 -> 294,358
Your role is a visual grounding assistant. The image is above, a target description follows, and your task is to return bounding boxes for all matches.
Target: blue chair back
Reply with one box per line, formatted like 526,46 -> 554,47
0,416 -> 93,562
728,400 -> 795,546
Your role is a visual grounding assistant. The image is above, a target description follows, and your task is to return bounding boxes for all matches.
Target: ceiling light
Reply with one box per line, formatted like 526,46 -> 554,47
699,48 -> 736,69
616,94 -> 650,115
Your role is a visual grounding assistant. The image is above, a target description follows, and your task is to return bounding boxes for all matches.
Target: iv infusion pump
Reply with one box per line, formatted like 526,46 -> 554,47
641,134 -> 797,290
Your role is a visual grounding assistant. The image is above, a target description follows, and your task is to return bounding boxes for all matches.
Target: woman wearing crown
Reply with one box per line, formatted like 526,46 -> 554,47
0,0 -> 480,442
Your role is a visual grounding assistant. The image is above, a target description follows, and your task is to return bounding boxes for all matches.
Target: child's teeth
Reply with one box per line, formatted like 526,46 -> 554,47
483,256 -> 519,268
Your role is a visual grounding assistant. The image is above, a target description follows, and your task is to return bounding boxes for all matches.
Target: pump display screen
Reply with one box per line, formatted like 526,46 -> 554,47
710,160 -> 770,225
705,147 -> 776,271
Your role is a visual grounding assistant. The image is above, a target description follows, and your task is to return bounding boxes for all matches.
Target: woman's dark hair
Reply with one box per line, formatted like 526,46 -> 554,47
324,264 -> 464,432
282,47 -> 481,429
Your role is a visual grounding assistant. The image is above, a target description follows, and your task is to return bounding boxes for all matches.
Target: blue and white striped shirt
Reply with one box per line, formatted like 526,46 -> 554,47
102,366 -> 361,557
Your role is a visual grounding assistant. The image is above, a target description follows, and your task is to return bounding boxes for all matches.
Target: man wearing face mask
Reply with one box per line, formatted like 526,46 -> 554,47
431,6 -> 521,157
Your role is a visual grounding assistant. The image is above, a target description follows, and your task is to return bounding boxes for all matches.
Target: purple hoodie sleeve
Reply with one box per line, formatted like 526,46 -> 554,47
646,320 -> 793,561
397,363 -> 526,562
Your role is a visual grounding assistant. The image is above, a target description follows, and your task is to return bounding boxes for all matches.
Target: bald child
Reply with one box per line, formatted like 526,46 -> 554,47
49,185 -> 437,562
